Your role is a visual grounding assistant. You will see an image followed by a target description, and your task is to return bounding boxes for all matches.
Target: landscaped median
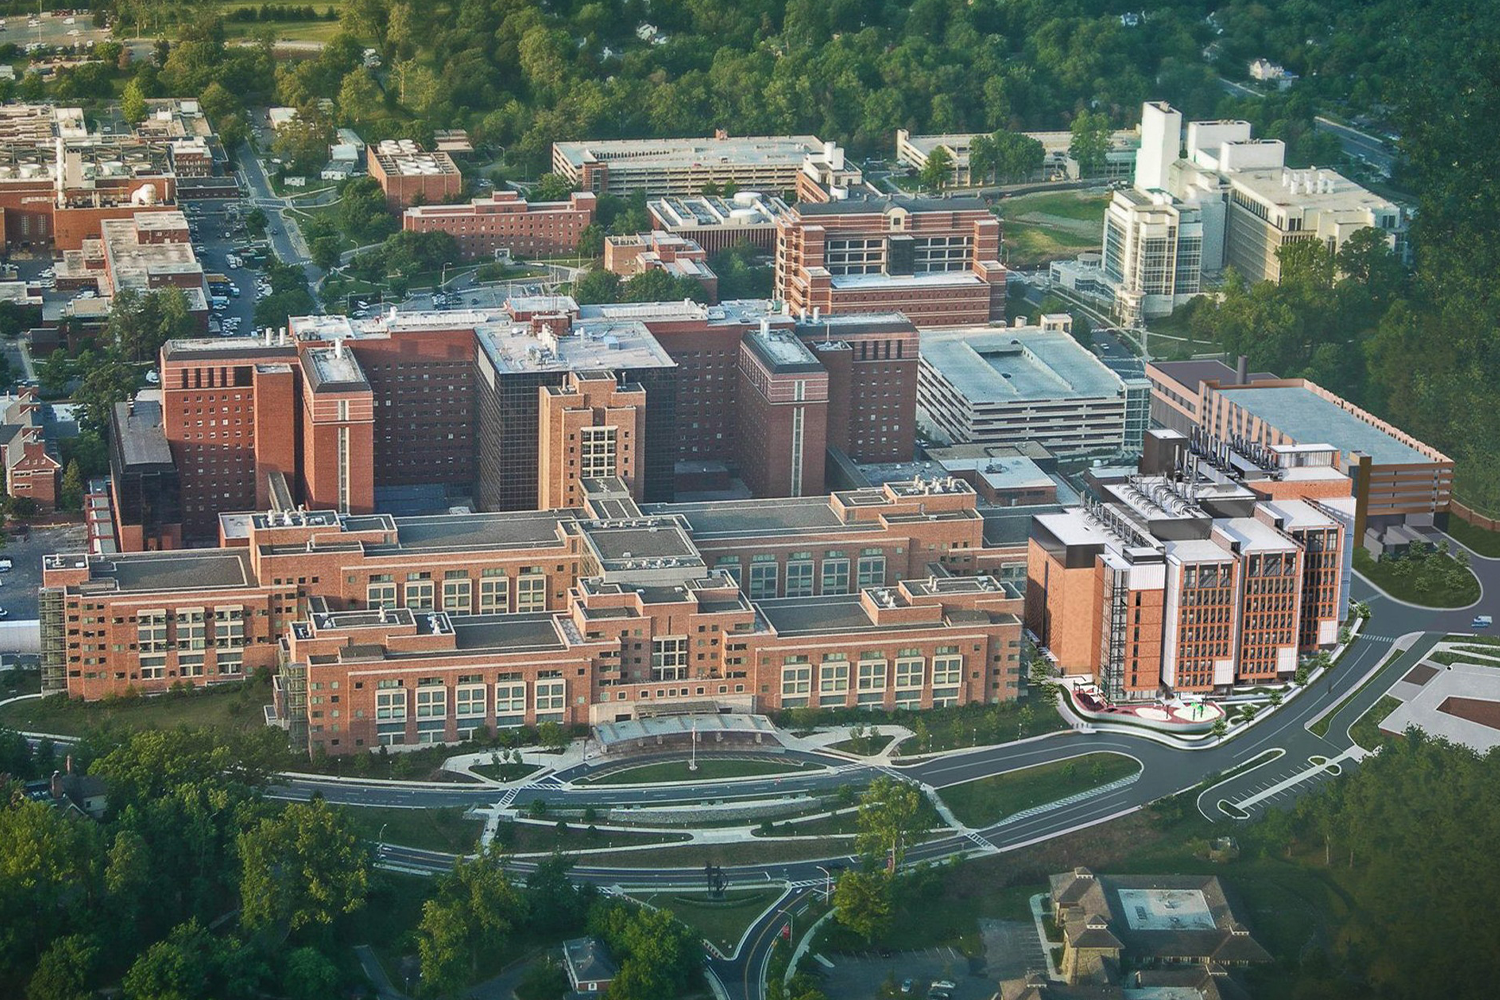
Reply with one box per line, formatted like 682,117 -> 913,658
937,752 -> 1141,828
575,757 -> 816,785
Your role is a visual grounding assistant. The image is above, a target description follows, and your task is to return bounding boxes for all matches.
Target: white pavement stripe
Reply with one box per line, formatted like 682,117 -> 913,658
1234,745 -> 1367,810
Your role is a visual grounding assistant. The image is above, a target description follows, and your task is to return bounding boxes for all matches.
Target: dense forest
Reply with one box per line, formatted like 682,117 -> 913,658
1249,731 -> 1500,1000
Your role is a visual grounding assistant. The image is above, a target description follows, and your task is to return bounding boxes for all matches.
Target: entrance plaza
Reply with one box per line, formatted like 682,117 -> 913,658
592,712 -> 782,754
1382,661 -> 1500,753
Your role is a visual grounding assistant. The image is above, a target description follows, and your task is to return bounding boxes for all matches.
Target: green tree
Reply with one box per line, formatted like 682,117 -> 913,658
238,799 -> 370,935
26,934 -> 97,1000
570,269 -> 622,304
121,78 -> 148,123
529,173 -> 575,203
59,461 -> 84,512
282,947 -> 340,1000
854,777 -> 923,870
919,145 -> 955,191
1069,110 -> 1112,177
833,869 -> 893,943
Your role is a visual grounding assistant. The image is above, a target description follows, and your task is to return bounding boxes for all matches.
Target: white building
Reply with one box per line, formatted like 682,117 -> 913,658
918,317 -> 1151,457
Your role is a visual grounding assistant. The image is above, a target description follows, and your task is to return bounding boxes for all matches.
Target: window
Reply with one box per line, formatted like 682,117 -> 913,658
404,579 -> 435,610
213,607 -> 245,649
367,578 -> 397,609
748,556 -> 778,600
652,636 -> 689,681
415,685 -> 446,720
137,609 -> 168,652
516,571 -> 546,613
534,679 -> 565,716
456,684 -> 485,720
819,658 -> 849,696
857,550 -> 887,587
175,608 -> 207,650
495,682 -> 527,724
780,664 -> 811,706
820,558 -> 850,595
376,689 -> 407,722
479,570 -> 509,614
442,573 -> 472,614
784,554 -> 814,598
580,426 -> 617,479
895,655 -> 924,706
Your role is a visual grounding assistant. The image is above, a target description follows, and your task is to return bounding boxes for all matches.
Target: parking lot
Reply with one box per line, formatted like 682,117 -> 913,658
0,525 -> 88,621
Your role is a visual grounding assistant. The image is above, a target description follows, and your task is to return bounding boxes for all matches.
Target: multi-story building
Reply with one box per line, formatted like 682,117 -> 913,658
107,396 -> 182,551
918,317 -> 1151,457
1144,357 -> 1276,435
1,389 -> 61,511
735,326 -> 829,498
473,308 -> 679,511
603,232 -> 718,302
1026,433 -> 1353,699
775,195 -> 1005,326
402,190 -> 597,260
647,191 -> 788,253
1197,376 -> 1454,540
121,298 -> 924,547
41,477 -> 1024,752
56,210 -> 210,324
366,140 -> 463,209
159,338 -> 299,542
895,127 -> 1141,186
1103,101 -> 1406,314
552,133 -> 857,198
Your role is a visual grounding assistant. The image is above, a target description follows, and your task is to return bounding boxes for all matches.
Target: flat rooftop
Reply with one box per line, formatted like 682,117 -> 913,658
554,135 -> 824,169
476,319 -> 674,375
1149,359 -> 1277,392
1213,384 -> 1436,465
62,550 -> 255,594
649,497 -> 847,538
368,511 -> 573,553
920,327 -> 1130,404
1229,166 -> 1400,218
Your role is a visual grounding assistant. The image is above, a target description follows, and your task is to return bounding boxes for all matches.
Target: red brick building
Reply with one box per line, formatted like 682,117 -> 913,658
775,195 -> 1006,326
367,140 -> 463,210
603,231 -> 718,302
403,190 -> 597,260
2,389 -> 61,511
40,478 -> 1024,753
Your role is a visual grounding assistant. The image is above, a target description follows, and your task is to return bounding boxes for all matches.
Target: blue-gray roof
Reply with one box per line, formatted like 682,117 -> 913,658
1219,386 -> 1434,465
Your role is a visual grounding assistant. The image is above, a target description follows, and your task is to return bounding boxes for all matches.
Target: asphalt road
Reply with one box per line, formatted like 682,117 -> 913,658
253,540 -> 1500,999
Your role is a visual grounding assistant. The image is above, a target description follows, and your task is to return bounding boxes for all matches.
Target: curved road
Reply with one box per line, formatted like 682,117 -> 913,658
276,550 -> 1497,999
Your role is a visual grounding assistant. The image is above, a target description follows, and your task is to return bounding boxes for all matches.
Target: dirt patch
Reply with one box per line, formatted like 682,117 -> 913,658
1403,663 -> 1439,686
1437,696 -> 1500,731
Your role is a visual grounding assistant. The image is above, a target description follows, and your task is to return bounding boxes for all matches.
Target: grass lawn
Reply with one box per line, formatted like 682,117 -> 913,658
827,733 -> 896,755
217,1 -> 347,44
1309,644 -> 1402,738
496,820 -> 689,854
637,889 -> 779,951
999,224 -> 1100,267
339,804 -> 485,854
471,761 -> 542,781
0,680 -> 273,737
580,840 -> 862,868
1353,547 -> 1480,607
998,191 -> 1111,223
1444,517 -> 1500,557
938,752 -> 1140,828
580,757 -> 815,785
1350,694 -> 1403,751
